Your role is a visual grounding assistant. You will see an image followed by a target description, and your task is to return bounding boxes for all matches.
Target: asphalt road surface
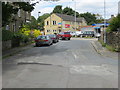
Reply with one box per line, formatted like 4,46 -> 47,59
3,38 -> 118,88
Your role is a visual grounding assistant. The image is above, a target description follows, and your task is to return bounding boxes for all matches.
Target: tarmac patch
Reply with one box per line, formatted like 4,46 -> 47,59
70,64 -> 113,75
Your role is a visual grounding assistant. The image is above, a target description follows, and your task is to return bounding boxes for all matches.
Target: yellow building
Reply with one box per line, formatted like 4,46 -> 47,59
44,13 -> 87,35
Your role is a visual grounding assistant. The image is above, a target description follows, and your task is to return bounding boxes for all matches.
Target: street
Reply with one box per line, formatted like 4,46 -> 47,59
2,38 -> 118,88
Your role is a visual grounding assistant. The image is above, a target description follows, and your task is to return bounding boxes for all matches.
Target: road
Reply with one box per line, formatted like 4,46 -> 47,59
3,38 -> 118,88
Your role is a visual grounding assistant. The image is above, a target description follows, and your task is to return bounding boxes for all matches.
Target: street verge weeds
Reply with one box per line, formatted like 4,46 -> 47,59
91,41 -> 118,60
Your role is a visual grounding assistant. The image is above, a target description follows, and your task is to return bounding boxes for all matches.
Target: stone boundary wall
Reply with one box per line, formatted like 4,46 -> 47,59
106,32 -> 120,51
99,31 -> 120,51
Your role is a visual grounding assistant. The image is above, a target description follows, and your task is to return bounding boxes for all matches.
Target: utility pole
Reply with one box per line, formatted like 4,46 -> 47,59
104,0 -> 106,43
72,0 -> 76,36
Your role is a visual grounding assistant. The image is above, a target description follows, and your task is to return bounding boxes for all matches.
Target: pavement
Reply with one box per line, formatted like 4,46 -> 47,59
91,40 -> 119,60
2,38 -> 118,88
2,43 -> 34,58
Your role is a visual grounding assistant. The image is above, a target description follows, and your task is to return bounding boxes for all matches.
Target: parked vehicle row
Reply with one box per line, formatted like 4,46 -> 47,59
34,32 -> 72,47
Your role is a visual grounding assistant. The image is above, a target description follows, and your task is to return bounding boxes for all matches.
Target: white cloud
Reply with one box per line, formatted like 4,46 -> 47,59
31,0 -> 120,19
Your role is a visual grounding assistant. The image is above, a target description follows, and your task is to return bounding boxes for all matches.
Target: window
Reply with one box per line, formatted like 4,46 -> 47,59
47,30 -> 50,32
46,21 -> 49,25
53,30 -> 56,32
18,9 -> 21,17
53,21 -> 56,25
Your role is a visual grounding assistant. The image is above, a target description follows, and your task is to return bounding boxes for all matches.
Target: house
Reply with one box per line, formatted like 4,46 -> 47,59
5,2 -> 31,32
44,13 -> 87,35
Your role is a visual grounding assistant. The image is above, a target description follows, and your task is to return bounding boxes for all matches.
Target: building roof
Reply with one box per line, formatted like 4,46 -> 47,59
55,13 -> 86,22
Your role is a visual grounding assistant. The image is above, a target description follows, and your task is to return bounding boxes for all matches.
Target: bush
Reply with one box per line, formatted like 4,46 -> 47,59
13,32 -> 29,43
2,30 -> 13,41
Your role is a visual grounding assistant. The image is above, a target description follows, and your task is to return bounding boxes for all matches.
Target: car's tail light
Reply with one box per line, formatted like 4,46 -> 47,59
51,38 -> 55,39
35,40 -> 39,42
44,40 -> 48,41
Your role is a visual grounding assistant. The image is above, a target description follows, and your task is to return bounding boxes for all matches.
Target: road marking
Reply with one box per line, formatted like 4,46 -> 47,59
72,52 -> 78,59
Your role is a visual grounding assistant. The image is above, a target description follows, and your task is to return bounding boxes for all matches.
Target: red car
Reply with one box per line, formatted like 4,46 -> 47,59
58,32 -> 72,40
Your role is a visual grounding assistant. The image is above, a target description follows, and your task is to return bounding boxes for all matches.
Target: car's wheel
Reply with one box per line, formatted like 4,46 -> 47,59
35,43 -> 38,47
68,38 -> 70,40
65,37 -> 69,40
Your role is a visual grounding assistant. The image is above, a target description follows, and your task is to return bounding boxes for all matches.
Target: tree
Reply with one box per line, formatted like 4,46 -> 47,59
62,7 -> 79,17
2,2 -> 35,27
37,13 -> 50,31
79,12 -> 97,25
107,14 -> 120,32
53,5 -> 62,13
27,16 -> 38,29
2,2 -> 18,27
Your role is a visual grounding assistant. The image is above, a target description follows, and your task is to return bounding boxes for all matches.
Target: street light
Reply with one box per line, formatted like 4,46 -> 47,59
72,0 -> 76,36
38,12 -> 41,30
104,0 -> 106,43
38,11 -> 41,19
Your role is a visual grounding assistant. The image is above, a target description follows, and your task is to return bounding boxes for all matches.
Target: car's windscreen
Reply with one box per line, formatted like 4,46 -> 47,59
64,32 -> 70,34
36,36 -> 47,39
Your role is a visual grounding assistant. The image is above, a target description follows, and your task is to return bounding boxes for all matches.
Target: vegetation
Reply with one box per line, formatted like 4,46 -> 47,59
53,5 -> 62,14
27,16 -> 38,29
99,40 -> 118,52
2,2 -> 35,27
51,5 -> 103,25
37,13 -> 50,31
2,30 -> 14,41
107,14 -> 120,32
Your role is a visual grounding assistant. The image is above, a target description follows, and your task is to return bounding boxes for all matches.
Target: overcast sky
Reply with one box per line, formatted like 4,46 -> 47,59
31,0 -> 120,19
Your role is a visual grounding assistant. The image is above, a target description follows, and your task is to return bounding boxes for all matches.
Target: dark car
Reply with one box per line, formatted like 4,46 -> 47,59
58,32 -> 72,40
34,35 -> 53,46
47,34 -> 59,43
81,31 -> 94,37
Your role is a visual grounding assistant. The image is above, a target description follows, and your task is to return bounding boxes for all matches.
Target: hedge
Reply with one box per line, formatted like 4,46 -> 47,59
2,30 -> 14,41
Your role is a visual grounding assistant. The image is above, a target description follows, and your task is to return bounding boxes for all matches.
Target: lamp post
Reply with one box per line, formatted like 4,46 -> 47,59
38,12 -> 41,30
38,11 -> 41,19
72,0 -> 76,36
104,0 -> 106,43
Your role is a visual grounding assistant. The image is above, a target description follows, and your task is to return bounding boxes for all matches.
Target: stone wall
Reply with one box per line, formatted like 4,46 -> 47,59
106,32 -> 120,51
2,40 -> 12,51
99,31 -> 120,51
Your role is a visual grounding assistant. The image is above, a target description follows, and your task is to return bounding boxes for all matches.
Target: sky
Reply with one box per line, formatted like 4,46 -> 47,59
31,0 -> 120,19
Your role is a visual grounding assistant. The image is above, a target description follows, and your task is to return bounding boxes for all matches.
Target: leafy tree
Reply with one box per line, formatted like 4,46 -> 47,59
2,2 -> 35,27
53,5 -> 62,14
62,7 -> 79,17
79,12 -> 97,25
37,13 -> 50,31
27,16 -> 38,29
107,14 -> 120,32
2,2 -> 19,27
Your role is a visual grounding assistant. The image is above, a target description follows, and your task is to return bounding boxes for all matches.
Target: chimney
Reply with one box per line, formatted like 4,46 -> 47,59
111,15 -> 114,18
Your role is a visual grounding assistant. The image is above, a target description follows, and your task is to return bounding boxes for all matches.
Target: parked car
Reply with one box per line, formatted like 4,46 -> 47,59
81,31 -> 94,37
70,31 -> 76,37
58,32 -> 72,40
47,34 -> 59,43
94,33 -> 101,38
34,35 -> 53,46
75,31 -> 83,37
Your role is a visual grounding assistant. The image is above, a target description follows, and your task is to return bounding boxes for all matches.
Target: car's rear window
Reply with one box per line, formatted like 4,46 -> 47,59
48,35 -> 56,38
64,32 -> 70,34
36,36 -> 47,39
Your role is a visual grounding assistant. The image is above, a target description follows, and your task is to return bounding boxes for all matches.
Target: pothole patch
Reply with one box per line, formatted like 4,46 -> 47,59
17,61 -> 64,68
70,65 -> 113,75
17,61 -> 52,65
